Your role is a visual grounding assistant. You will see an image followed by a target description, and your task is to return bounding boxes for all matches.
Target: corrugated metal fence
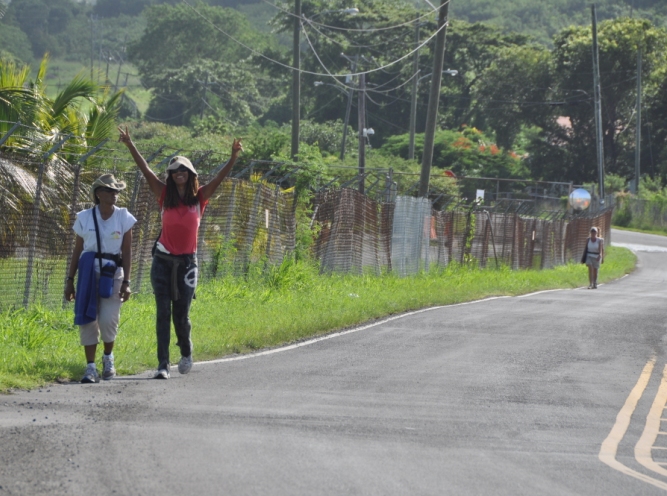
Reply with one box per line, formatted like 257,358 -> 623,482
313,189 -> 613,275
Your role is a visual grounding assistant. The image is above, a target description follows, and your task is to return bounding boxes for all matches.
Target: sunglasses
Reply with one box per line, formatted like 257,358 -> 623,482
170,166 -> 189,174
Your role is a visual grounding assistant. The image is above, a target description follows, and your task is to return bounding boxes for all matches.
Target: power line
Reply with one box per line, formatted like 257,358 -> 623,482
302,15 -> 421,50
181,0 -> 448,80
262,0 -> 443,33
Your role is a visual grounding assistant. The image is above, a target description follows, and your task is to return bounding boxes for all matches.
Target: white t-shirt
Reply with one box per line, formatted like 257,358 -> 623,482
73,206 -> 137,269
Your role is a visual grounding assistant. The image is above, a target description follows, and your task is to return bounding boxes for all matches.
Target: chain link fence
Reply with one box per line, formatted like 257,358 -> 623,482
613,195 -> 667,232
2,145 -> 615,310
0,153 -> 295,311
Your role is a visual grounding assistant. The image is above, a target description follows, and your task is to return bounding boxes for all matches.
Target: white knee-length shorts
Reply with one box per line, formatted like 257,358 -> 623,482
79,269 -> 124,346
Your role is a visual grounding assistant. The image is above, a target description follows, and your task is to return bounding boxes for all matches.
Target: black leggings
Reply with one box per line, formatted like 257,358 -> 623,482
150,255 -> 198,369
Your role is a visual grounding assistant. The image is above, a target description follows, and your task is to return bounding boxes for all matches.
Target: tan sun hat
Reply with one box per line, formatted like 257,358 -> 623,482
90,174 -> 126,202
167,155 -> 197,176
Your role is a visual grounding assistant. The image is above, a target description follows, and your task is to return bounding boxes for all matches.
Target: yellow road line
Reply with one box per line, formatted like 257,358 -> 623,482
636,365 -> 667,478
598,358 -> 667,491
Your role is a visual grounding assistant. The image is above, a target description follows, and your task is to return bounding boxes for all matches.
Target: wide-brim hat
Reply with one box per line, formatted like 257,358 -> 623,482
167,155 -> 197,176
90,174 -> 126,202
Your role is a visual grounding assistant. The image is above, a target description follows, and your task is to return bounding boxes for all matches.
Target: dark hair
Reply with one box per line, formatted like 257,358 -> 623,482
164,171 -> 200,209
93,188 -> 101,205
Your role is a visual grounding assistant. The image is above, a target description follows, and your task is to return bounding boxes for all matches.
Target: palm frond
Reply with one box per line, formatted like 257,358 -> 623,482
0,158 -> 38,212
50,74 -> 99,120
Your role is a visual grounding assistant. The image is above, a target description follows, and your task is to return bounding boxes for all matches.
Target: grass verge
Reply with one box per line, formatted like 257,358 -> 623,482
612,225 -> 667,237
0,246 -> 635,392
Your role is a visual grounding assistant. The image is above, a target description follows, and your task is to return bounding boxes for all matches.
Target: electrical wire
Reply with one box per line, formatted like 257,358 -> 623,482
262,0 -> 443,33
302,15 -> 418,50
181,0 -> 448,80
300,24 -> 439,91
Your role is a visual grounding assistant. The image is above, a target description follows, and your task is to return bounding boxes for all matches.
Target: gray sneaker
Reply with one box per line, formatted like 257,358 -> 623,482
102,354 -> 116,380
178,355 -> 193,375
81,364 -> 100,384
153,368 -> 170,380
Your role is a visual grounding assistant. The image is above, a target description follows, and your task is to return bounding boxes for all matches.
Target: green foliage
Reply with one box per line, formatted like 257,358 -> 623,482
0,23 -> 33,63
298,119 -> 346,157
472,45 -> 553,149
612,196 -> 633,226
605,173 -> 628,194
380,127 -> 526,179
145,60 -> 268,127
451,0 -> 667,46
94,0 -> 153,17
109,121 -> 241,169
3,0 -> 90,58
442,21 -> 534,130
128,3 -> 267,86
241,122 -> 290,161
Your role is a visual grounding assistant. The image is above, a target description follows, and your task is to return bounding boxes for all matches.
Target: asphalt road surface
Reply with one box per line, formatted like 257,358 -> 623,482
3,229 -> 667,495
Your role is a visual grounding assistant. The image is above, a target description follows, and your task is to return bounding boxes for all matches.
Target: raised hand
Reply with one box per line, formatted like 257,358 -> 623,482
117,126 -> 132,146
231,138 -> 243,156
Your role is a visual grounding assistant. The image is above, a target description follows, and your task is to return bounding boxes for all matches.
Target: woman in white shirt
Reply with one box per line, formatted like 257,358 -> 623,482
64,174 -> 136,383
583,227 -> 604,289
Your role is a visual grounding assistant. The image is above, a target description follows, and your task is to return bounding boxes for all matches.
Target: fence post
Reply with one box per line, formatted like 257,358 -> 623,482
62,163 -> 84,307
23,160 -> 47,308
23,136 -> 69,307
485,211 -> 499,269
0,121 -> 21,147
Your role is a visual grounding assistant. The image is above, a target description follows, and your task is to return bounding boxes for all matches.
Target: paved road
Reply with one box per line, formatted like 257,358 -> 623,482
3,229 -> 667,495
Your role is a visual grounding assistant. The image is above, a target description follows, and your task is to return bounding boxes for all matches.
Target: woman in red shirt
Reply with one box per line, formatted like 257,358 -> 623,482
119,126 -> 243,379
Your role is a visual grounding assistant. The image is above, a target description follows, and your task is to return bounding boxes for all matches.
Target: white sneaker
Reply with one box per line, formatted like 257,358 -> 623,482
102,354 -> 116,380
178,355 -> 193,375
81,364 -> 100,384
153,368 -> 170,380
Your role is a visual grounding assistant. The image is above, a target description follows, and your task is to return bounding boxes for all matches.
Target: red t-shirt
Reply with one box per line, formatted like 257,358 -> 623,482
158,187 -> 209,255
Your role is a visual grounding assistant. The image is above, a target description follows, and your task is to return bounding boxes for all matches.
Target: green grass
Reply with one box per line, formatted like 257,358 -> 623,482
0,246 -> 636,392
612,224 -> 667,237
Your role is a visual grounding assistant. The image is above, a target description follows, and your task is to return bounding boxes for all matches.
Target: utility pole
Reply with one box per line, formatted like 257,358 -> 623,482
114,37 -> 127,92
591,5 -> 605,202
418,0 -> 450,198
357,72 -> 366,194
105,51 -> 111,82
200,71 -> 210,120
634,46 -> 642,194
90,15 -> 95,81
408,20 -> 421,161
114,53 -> 124,91
291,0 -> 302,160
340,55 -> 357,160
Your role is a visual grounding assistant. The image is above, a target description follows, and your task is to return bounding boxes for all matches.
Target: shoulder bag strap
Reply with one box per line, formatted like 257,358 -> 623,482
92,206 -> 103,273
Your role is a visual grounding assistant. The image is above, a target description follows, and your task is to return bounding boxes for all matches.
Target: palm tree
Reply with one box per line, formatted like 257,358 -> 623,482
0,55 -> 123,261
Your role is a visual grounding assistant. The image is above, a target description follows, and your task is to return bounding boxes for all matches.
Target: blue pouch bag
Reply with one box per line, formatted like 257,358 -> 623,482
99,261 -> 116,298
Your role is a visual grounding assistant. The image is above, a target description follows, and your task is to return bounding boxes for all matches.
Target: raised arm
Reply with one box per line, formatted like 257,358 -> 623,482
118,126 -> 165,200
199,138 -> 243,202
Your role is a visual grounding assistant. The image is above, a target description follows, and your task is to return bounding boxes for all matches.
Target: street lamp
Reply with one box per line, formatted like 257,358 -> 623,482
408,69 -> 457,160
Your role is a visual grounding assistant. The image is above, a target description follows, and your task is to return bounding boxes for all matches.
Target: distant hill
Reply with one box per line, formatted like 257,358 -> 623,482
446,0 -> 667,45
234,0 -> 666,47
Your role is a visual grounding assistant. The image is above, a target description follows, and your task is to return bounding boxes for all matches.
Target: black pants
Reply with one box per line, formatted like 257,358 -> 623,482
151,255 -> 197,369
